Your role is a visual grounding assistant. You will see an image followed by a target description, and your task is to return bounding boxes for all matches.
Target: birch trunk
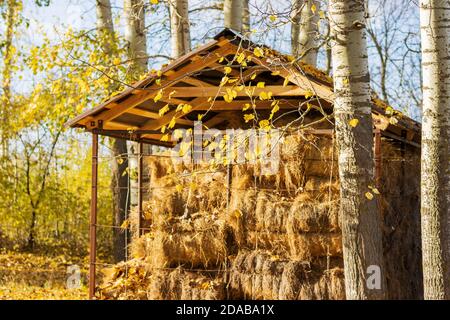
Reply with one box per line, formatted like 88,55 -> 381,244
329,0 -> 386,300
169,0 -> 191,58
1,0 -> 20,155
291,0 -> 319,66
124,0 -> 149,233
242,0 -> 250,33
124,0 -> 148,77
419,0 -> 450,300
96,0 -> 130,262
224,0 -> 243,32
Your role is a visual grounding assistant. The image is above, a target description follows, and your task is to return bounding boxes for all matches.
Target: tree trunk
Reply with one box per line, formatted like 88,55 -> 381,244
242,0 -> 250,33
26,209 -> 37,250
124,0 -> 149,241
1,0 -> 20,155
329,0 -> 387,299
291,0 -> 319,66
224,0 -> 244,32
169,0 -> 191,58
419,0 -> 450,300
96,0 -> 131,262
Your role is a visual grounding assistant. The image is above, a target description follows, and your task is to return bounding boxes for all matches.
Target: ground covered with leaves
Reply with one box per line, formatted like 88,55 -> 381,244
0,249 -> 88,300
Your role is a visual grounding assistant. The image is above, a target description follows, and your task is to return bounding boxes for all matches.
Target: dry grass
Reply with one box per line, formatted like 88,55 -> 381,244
228,251 -> 345,300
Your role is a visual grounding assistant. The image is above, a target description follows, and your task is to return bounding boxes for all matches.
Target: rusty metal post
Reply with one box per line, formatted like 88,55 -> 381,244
137,141 -> 144,237
89,133 -> 98,300
374,129 -> 382,190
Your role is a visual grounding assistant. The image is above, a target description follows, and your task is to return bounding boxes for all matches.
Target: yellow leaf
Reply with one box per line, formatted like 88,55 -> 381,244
385,106 -> 394,116
224,66 -> 232,74
259,119 -> 270,129
271,102 -> 280,114
304,90 -> 314,99
256,82 -> 265,88
182,104 -> 192,114
243,103 -> 251,111
113,57 -> 121,66
365,192 -> 374,200
175,184 -> 183,193
219,56 -> 224,63
372,188 -> 380,195
150,0 -> 159,4
311,3 -> 317,14
250,73 -> 257,80
160,134 -> 169,142
254,47 -> 264,58
271,71 -> 280,76
120,219 -> 130,229
159,104 -> 170,116
234,210 -> 243,218
220,76 -> 229,86
319,11 -> 325,19
269,15 -> 277,22
168,117 -> 176,129
389,117 -> 398,125
198,114 -> 204,121
154,89 -> 163,102
283,78 -> 289,87
236,52 -> 246,64
348,118 -> 359,128
244,114 -> 255,123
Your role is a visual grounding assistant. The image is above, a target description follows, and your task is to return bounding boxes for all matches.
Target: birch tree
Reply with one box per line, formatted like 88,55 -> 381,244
329,0 -> 386,299
169,0 -> 191,58
290,0 -> 319,66
419,0 -> 450,300
224,0 -> 244,32
124,0 -> 148,258
96,0 -> 130,263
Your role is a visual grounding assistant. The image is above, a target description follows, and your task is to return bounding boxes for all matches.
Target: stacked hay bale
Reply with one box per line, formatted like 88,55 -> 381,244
99,131 -> 422,300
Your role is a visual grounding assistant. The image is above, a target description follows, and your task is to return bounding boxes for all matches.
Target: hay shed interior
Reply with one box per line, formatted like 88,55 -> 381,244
67,28 -> 423,300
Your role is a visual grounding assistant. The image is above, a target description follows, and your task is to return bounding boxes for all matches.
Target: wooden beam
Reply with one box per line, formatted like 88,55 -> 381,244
182,77 -> 215,87
164,85 -> 306,98
126,107 -> 194,126
87,44 -> 234,127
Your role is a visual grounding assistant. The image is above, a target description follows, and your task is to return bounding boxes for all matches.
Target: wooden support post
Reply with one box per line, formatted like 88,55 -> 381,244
374,129 -> 382,190
89,133 -> 98,300
137,141 -> 144,237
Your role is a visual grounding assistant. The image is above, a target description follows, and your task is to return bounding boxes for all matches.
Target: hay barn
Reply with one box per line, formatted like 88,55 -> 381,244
67,29 -> 423,300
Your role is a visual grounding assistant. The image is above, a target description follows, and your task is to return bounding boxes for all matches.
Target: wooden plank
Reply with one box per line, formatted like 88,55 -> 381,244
164,85 -> 306,98
182,77 -> 215,87
86,44 -> 235,127
126,107 -> 194,126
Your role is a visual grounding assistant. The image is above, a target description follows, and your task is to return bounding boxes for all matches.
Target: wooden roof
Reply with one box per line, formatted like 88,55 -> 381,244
66,28 -> 421,147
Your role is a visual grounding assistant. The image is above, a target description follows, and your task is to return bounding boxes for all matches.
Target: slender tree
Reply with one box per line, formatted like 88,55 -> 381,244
224,0 -> 243,32
419,0 -> 450,300
329,0 -> 386,299
96,0 -> 130,263
242,0 -> 250,32
290,0 -> 319,66
169,0 -> 191,58
1,0 -> 21,155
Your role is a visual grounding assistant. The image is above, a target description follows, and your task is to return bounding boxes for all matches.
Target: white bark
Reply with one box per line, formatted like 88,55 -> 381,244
329,0 -> 386,299
291,0 -> 319,66
169,0 -> 191,58
224,0 -> 244,32
242,0 -> 250,32
419,0 -> 450,300
124,0 -> 148,207
124,0 -> 148,76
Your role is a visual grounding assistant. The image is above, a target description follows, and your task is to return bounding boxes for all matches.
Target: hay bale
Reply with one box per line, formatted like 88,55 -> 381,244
228,251 -> 345,300
246,231 -> 342,260
148,269 -> 226,300
98,259 -> 226,300
132,213 -> 229,268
